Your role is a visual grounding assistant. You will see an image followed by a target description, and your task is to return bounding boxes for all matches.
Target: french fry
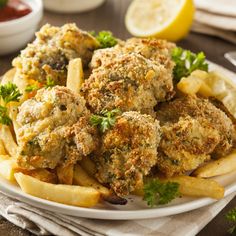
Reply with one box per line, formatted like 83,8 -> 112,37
15,172 -> 100,207
165,176 -> 224,200
21,169 -> 58,184
0,155 -> 18,182
1,68 -> 16,85
192,151 -> 236,178
73,164 -> 110,197
0,125 -> 18,156
0,140 -> 7,155
56,164 -> 74,185
80,157 -> 97,176
66,58 -> 84,94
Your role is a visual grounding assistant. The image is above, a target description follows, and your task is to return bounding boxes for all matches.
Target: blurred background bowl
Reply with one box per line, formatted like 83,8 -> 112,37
0,0 -> 43,56
43,0 -> 106,13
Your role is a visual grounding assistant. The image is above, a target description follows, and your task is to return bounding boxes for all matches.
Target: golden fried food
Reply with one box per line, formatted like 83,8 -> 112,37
95,111 -> 161,196
13,24 -> 99,86
157,116 -> 220,176
156,95 -> 236,158
16,86 -> 97,169
82,52 -> 172,115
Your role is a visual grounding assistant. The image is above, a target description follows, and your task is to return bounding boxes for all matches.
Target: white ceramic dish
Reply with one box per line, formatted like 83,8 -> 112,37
0,61 -> 235,220
0,0 -> 43,56
43,0 -> 105,13
0,170 -> 236,220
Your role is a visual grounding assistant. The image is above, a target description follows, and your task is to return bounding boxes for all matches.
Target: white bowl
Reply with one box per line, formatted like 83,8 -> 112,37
0,0 -> 43,56
43,0 -> 105,13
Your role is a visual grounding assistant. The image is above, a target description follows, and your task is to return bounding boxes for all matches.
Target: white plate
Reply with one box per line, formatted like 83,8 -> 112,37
0,61 -> 236,220
0,171 -> 236,220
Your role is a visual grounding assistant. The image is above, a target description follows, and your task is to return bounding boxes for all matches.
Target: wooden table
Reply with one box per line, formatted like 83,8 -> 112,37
0,0 -> 236,235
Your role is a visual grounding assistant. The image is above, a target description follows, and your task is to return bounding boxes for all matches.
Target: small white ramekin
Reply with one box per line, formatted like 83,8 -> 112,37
0,0 -> 43,56
43,0 -> 105,13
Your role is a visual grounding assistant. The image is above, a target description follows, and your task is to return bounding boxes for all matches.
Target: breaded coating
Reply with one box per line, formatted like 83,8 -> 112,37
95,111 -> 161,196
90,38 -> 175,110
13,24 -> 99,85
91,38 -> 175,69
82,53 -> 172,114
17,86 -> 98,169
157,116 -> 220,176
156,95 -> 236,157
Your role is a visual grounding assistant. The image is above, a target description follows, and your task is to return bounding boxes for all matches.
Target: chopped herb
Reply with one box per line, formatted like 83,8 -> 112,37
143,179 -> 179,207
171,47 -> 209,82
0,82 -> 22,104
45,77 -> 56,88
25,84 -> 39,93
0,105 -> 11,125
90,108 -> 121,132
92,31 -> 118,49
0,82 -> 22,126
0,0 -> 7,8
226,208 -> 236,234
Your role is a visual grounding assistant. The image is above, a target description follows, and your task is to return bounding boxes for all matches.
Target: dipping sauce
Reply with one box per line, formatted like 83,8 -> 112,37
0,0 -> 32,22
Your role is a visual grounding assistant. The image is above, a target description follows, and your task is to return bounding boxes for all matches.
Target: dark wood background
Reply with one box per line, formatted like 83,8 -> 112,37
0,0 -> 235,235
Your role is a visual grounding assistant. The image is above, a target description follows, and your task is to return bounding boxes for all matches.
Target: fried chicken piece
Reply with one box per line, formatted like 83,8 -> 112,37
95,111 -> 161,196
156,95 -> 236,158
82,52 -> 172,115
157,116 -> 220,176
13,24 -> 99,85
17,86 -> 98,169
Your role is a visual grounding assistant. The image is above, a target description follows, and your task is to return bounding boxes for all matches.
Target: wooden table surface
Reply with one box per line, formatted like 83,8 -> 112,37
0,0 -> 236,235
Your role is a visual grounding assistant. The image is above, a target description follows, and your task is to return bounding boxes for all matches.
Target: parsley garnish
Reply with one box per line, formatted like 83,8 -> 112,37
0,0 -> 7,8
226,208 -> 236,234
91,31 -> 118,49
25,77 -> 56,93
172,47 -> 209,82
25,84 -> 39,93
0,82 -> 22,125
0,105 -> 11,125
90,108 -> 121,132
0,82 -> 22,104
143,179 -> 179,207
45,77 -> 55,88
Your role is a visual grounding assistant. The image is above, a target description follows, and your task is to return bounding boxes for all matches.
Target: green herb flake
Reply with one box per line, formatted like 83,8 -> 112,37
0,105 -> 12,125
0,0 -> 7,8
171,47 -> 209,82
0,82 -> 22,126
143,179 -> 179,207
0,82 -> 22,104
226,208 -> 236,234
92,31 -> 118,49
90,108 -> 121,132
45,77 -> 56,88
25,84 -> 39,93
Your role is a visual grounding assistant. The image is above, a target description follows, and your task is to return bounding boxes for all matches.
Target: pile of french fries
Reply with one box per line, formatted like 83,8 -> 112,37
0,59 -> 236,208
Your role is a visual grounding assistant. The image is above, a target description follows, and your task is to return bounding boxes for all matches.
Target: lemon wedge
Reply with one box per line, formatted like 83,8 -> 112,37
125,0 -> 195,41
177,70 -> 236,119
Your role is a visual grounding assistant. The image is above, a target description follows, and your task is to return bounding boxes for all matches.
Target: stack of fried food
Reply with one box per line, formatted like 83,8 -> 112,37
0,23 -> 236,208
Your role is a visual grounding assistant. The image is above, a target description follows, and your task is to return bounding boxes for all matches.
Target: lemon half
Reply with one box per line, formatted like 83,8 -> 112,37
125,0 -> 195,41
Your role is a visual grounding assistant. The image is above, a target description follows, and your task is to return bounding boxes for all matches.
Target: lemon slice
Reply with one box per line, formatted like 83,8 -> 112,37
177,70 -> 236,119
125,0 -> 195,41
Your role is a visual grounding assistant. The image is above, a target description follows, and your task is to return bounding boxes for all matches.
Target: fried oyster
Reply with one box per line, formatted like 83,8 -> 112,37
16,86 -> 99,169
156,95 -> 236,176
13,23 -> 99,86
95,111 -> 161,196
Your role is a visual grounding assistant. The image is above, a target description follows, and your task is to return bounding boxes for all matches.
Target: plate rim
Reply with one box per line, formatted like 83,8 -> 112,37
0,174 -> 236,220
